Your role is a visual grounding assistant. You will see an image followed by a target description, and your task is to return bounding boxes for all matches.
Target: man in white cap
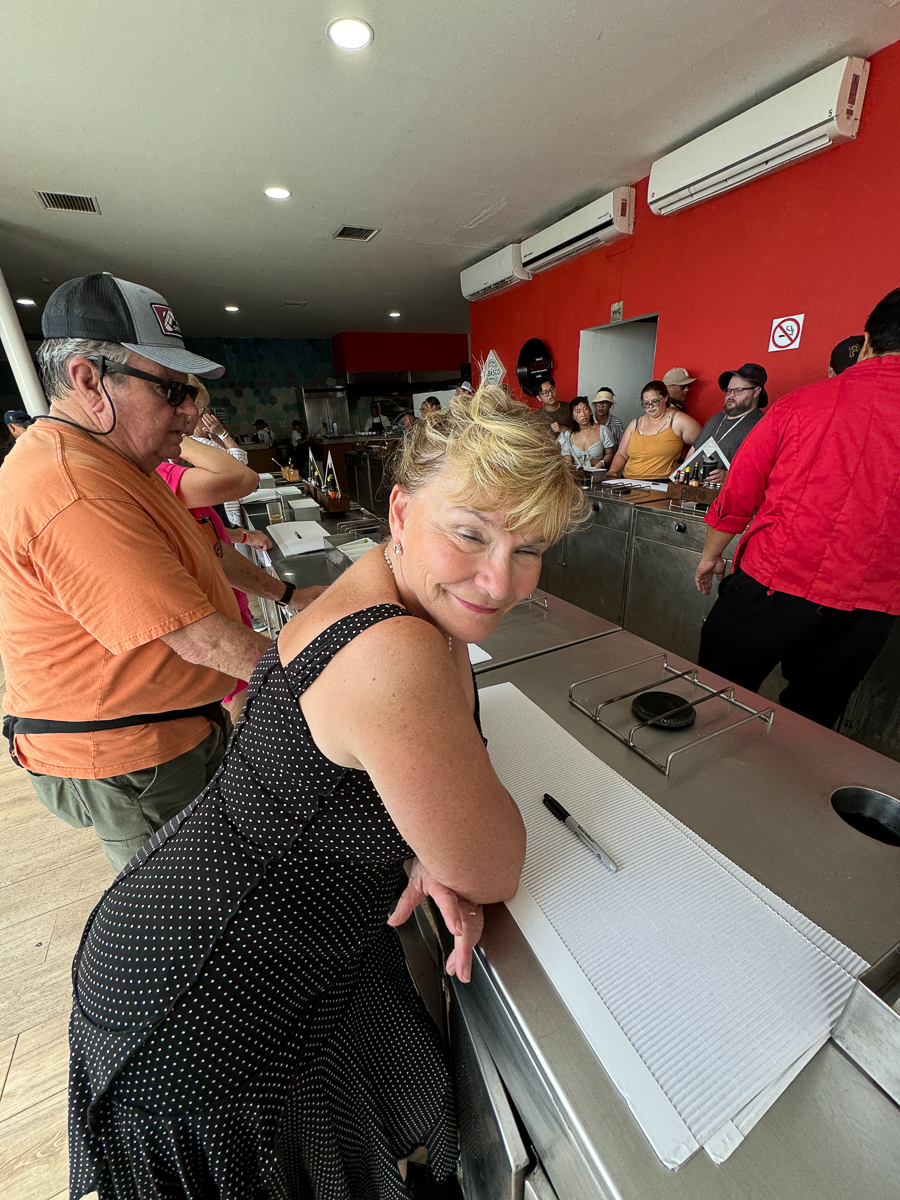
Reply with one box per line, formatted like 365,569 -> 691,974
662,367 -> 696,411
0,273 -> 321,869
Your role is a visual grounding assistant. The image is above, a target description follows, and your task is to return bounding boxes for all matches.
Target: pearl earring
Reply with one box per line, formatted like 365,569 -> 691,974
394,543 -> 403,554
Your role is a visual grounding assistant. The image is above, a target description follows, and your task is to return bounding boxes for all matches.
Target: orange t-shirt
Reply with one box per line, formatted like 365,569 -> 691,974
0,422 -> 240,778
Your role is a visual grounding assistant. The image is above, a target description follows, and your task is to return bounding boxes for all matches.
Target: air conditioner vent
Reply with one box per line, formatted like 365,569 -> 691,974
333,225 -> 380,241
35,191 -> 101,214
283,300 -> 308,307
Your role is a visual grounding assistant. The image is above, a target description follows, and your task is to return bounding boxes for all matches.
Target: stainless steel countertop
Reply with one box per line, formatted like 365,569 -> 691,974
464,629 -> 900,1199
241,500 -> 357,590
474,590 -> 620,675
478,629 -> 900,962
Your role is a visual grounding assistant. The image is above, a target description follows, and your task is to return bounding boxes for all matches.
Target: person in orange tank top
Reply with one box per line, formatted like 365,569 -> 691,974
607,380 -> 700,479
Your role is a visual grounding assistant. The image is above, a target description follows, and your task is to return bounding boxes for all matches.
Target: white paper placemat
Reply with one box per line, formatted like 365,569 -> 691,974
266,521 -> 330,555
478,682 -> 866,1169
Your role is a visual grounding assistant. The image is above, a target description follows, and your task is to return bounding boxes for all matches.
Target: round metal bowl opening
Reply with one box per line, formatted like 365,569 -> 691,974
831,787 -> 900,847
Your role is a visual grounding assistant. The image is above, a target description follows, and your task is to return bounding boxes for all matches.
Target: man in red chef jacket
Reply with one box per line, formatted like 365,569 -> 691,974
694,287 -> 900,728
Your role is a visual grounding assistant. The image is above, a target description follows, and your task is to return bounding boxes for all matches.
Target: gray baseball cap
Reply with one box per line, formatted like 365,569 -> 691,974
41,273 -> 224,378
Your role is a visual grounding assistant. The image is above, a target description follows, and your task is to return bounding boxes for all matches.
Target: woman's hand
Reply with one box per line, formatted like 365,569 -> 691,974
388,858 -> 484,984
201,412 -> 227,438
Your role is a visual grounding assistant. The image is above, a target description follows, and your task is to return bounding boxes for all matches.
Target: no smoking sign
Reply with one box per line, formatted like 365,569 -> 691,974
768,313 -> 805,352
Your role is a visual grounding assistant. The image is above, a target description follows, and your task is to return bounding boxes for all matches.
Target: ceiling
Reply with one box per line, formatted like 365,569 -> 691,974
1,1 -> 898,341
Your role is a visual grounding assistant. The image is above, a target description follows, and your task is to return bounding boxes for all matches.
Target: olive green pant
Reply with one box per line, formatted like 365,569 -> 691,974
28,725 -> 228,872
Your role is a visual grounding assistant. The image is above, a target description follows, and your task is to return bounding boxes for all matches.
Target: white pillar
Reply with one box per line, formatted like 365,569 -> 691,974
0,265 -> 48,415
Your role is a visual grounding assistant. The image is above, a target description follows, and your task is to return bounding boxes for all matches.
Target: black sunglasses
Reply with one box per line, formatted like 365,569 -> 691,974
89,357 -> 200,408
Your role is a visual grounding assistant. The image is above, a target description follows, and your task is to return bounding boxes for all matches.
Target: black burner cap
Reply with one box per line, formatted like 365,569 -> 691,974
632,690 -> 696,729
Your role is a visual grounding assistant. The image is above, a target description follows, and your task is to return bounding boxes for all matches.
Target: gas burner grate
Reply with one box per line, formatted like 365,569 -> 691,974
515,592 -> 549,610
568,653 -> 774,775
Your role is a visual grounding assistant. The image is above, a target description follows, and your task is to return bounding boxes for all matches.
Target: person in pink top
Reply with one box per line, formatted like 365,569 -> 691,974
695,287 -> 900,728
157,438 -> 324,718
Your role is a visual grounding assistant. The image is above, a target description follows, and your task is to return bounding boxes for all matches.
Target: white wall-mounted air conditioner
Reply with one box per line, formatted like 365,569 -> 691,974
520,186 -> 635,274
460,244 -> 531,302
648,56 -> 869,216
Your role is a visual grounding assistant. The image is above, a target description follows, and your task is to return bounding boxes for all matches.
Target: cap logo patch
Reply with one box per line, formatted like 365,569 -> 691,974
151,303 -> 182,338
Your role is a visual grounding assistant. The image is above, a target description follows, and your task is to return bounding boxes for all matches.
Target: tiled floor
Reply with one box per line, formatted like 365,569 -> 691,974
0,685 -> 110,1200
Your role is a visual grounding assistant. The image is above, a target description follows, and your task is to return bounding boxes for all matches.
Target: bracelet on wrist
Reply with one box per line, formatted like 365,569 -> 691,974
239,530 -> 249,544
279,580 -> 296,606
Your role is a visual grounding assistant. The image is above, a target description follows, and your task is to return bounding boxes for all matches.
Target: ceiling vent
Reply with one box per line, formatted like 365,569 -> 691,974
333,224 -> 380,241
34,191 -> 101,214
283,300 -> 308,307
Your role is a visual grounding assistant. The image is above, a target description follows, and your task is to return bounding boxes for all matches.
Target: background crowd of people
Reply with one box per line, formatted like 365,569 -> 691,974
537,330 -> 865,487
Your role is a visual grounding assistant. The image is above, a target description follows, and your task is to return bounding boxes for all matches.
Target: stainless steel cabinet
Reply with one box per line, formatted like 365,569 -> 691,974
539,500 -> 631,624
450,994 -> 531,1200
623,507 -> 727,661
840,617 -> 900,758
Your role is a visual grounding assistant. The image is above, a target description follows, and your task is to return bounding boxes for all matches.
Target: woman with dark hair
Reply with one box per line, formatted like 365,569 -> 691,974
4,409 -> 33,439
607,381 -> 700,480
556,397 -> 615,471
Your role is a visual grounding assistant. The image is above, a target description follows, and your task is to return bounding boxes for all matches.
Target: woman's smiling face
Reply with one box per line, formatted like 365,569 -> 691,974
387,472 -> 548,644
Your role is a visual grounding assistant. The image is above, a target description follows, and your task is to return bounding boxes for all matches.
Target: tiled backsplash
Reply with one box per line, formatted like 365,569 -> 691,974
184,336 -> 336,440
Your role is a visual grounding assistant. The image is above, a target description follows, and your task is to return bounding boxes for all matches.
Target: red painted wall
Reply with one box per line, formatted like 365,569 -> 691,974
470,39 -> 900,424
332,331 -> 469,376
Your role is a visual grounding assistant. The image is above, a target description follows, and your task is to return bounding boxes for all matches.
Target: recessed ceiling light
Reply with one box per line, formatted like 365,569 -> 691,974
16,297 -> 36,306
225,305 -> 239,312
264,187 -> 291,199
389,311 -> 400,318
327,18 -> 374,49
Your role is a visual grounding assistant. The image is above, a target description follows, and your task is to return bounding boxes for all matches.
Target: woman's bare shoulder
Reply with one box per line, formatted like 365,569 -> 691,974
276,545 -> 432,666
674,410 -> 702,436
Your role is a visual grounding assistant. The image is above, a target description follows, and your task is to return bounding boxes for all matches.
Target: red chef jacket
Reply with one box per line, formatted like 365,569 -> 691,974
705,355 -> 900,615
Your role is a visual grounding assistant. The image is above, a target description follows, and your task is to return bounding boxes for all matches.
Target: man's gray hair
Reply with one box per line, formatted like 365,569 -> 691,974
35,339 -> 132,401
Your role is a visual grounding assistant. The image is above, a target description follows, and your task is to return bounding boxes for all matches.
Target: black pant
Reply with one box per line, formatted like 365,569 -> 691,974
699,570 -> 895,729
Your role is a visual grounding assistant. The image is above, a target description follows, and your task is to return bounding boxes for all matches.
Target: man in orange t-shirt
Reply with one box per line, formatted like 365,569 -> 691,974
0,274 -> 319,869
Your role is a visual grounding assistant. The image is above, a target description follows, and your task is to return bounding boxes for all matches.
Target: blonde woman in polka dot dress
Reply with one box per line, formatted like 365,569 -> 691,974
68,386 -> 586,1200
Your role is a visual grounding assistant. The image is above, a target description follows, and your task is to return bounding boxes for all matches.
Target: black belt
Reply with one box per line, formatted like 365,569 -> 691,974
2,703 -> 228,769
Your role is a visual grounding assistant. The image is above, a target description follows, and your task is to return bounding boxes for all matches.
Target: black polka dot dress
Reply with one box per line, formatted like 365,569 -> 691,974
68,605 -> 458,1200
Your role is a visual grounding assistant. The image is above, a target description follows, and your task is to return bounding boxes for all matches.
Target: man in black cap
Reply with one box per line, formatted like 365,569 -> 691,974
4,409 -> 33,439
828,335 -> 865,377
0,273 -> 321,869
694,363 -> 768,484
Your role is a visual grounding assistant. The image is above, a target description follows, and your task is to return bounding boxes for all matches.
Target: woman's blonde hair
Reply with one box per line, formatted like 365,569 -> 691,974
391,384 -> 588,544
188,375 -> 210,414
